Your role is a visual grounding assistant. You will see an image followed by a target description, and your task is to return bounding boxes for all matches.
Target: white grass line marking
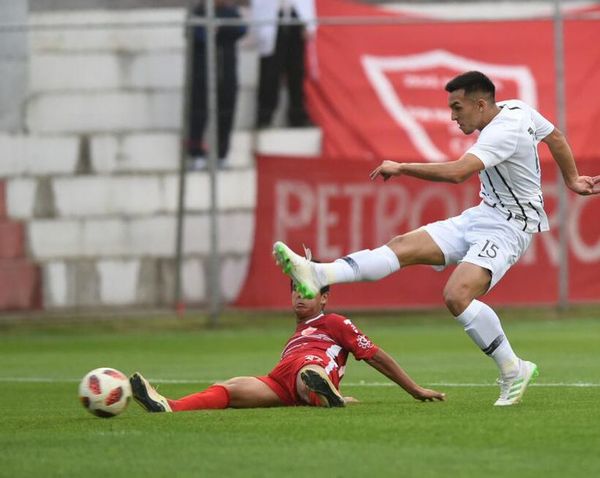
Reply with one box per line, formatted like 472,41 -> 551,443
1,377 -> 599,388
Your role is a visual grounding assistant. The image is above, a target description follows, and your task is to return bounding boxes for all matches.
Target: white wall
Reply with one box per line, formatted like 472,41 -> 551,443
1,7 -> 321,309
0,0 -> 29,132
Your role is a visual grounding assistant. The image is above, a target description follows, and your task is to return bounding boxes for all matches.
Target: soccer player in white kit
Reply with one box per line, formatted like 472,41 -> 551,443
273,71 -> 600,406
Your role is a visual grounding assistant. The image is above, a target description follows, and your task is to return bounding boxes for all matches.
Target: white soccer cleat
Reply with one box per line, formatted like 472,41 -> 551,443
272,241 -> 325,299
129,372 -> 172,413
494,360 -> 539,406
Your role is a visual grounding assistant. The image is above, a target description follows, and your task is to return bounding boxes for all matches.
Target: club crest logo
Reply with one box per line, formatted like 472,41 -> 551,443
361,49 -> 537,162
301,327 -> 318,336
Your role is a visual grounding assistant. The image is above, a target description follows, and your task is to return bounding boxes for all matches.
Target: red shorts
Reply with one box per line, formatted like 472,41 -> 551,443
257,352 -> 340,406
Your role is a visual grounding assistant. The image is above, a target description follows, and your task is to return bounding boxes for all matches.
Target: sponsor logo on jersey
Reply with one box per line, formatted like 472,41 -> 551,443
357,335 -> 373,349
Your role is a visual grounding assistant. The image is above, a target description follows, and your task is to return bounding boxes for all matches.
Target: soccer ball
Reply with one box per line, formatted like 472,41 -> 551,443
79,368 -> 132,418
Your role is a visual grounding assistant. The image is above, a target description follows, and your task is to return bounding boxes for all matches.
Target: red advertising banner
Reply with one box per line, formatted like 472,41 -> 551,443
235,156 -> 600,309
306,0 -> 600,163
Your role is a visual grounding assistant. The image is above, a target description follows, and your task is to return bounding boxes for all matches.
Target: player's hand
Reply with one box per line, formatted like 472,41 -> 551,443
412,387 -> 446,402
568,175 -> 600,195
343,396 -> 360,404
369,160 -> 403,181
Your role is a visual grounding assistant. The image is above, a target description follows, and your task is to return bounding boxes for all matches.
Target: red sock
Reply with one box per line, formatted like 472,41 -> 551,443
168,385 -> 230,412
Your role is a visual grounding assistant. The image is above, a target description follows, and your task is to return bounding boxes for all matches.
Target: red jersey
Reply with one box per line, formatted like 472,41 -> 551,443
257,312 -> 380,405
280,312 -> 379,381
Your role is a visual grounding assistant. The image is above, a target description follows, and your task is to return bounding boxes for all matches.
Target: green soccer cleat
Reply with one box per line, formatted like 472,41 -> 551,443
300,368 -> 345,408
494,360 -> 539,406
272,241 -> 324,299
130,372 -> 172,413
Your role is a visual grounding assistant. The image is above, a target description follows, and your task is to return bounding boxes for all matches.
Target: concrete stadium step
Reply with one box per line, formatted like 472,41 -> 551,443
255,127 -> 322,156
0,134 -> 80,177
1,128 -> 319,181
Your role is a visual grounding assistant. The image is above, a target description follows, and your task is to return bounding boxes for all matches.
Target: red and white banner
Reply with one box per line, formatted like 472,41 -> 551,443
235,156 -> 600,309
306,0 -> 600,163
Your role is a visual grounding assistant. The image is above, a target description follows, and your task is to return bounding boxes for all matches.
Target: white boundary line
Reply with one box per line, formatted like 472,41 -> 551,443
1,377 -> 599,387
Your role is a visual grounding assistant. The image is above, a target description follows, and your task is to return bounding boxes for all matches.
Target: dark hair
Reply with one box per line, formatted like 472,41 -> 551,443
445,71 -> 495,100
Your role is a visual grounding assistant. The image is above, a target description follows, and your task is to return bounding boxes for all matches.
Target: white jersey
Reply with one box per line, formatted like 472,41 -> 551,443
467,99 -> 554,233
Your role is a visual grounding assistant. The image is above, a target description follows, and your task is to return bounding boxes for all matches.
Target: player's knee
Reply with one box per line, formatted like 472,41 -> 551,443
443,284 -> 473,316
387,231 -> 443,265
387,233 -> 406,249
217,377 -> 247,398
386,234 -> 410,260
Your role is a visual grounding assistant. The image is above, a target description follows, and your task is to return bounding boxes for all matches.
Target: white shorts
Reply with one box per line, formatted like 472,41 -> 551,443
422,203 -> 533,290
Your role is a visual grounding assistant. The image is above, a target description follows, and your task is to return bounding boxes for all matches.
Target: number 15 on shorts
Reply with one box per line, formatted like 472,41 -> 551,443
478,240 -> 499,258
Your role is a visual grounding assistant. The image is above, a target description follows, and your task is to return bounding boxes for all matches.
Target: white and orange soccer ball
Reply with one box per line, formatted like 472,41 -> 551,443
78,368 -> 132,418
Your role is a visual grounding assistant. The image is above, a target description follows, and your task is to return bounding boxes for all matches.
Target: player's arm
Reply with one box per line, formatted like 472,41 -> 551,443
369,154 -> 484,184
542,128 -> 600,195
365,348 -> 445,402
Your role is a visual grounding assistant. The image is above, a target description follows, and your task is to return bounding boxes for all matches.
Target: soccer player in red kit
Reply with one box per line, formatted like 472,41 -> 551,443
130,282 -> 445,412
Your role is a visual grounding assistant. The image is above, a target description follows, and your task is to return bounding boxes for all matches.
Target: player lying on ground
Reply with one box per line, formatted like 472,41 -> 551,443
130,282 -> 445,412
273,70 -> 600,407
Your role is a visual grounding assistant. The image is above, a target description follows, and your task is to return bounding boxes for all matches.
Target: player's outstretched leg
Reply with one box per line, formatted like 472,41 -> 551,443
273,241 -> 325,299
273,241 -> 402,299
494,360 -> 539,406
299,367 -> 345,408
130,372 -> 172,412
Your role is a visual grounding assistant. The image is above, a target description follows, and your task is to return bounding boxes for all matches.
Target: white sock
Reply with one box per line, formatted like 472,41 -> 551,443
314,246 -> 400,284
455,300 -> 520,378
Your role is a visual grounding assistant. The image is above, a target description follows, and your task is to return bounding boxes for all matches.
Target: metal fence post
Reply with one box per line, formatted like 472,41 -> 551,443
553,0 -> 569,310
205,0 -> 222,325
174,1 -> 195,315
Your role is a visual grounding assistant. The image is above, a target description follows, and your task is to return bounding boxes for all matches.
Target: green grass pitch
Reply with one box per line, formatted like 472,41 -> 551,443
1,308 -> 599,477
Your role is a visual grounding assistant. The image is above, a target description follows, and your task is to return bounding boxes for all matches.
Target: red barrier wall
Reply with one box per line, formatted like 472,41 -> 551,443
0,181 -> 42,310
